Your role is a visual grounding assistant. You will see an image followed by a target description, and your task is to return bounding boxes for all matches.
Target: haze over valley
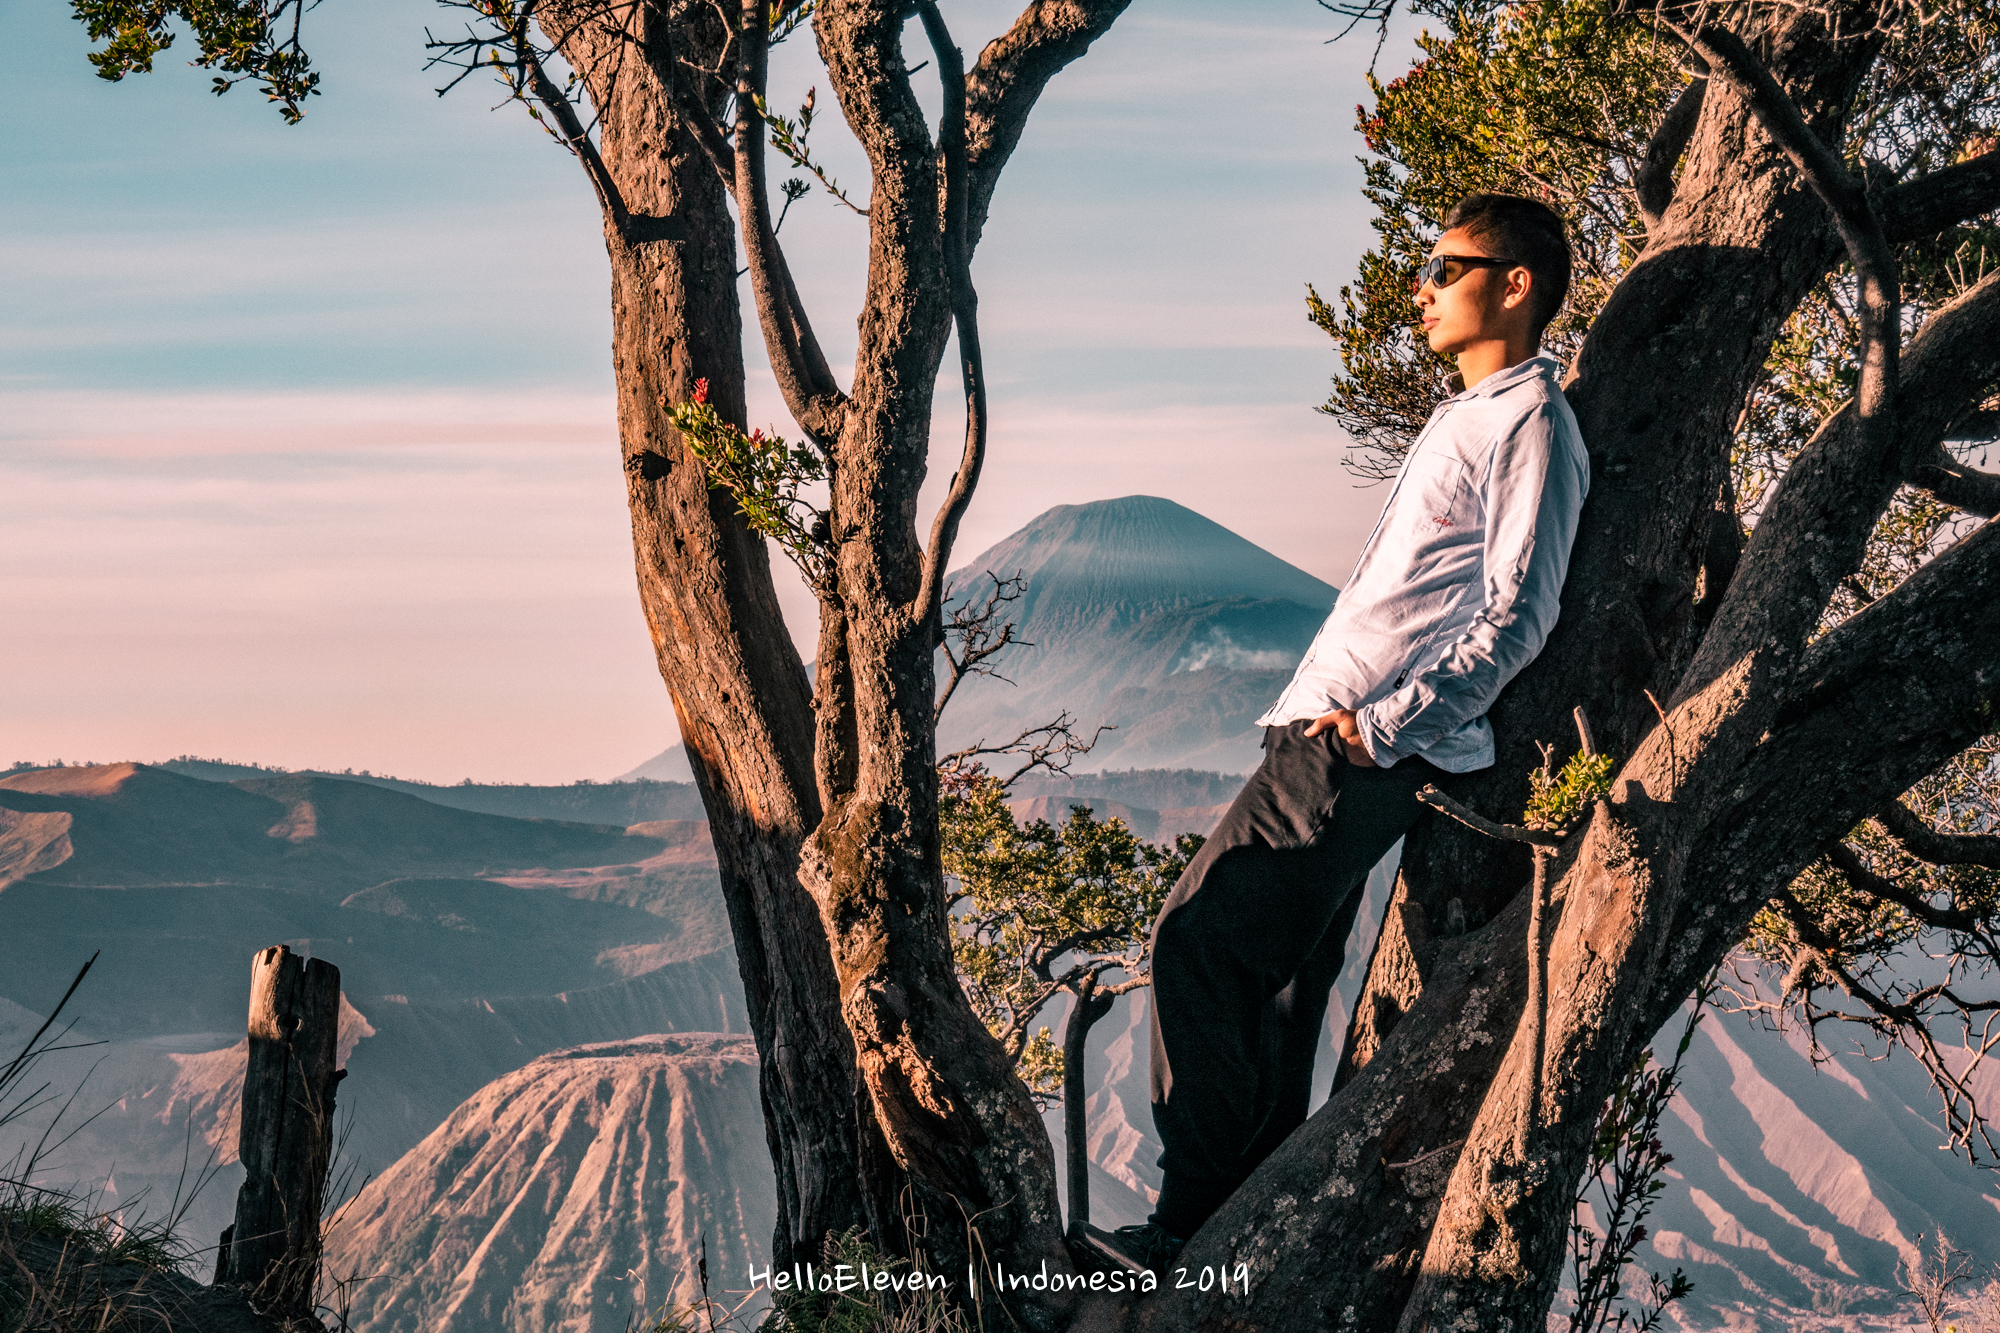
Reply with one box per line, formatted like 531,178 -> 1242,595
6,499 -> 1996,1331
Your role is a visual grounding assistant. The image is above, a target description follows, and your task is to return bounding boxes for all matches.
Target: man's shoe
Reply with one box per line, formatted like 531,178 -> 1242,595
1079,1221 -> 1186,1277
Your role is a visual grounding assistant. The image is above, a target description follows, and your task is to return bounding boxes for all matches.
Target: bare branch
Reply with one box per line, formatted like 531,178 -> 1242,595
1635,77 -> 1706,236
1874,800 -> 2000,870
935,571 -> 1028,723
732,0 -> 846,440
1758,889 -> 2000,1165
1415,785 -> 1563,846
961,0 -> 1132,258
915,0 -> 989,629
939,713 -> 1112,793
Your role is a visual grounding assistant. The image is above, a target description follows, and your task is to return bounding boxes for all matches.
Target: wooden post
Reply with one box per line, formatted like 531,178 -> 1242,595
1062,979 -> 1115,1241
213,944 -> 342,1315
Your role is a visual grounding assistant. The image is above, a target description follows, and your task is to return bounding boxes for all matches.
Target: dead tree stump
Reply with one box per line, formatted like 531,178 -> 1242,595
213,944 -> 343,1316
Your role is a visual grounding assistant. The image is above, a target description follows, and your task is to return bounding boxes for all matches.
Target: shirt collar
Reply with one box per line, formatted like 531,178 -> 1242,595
1444,353 -> 1560,402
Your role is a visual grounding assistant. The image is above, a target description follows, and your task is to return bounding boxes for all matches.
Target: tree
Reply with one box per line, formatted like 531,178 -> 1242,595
1139,0 -> 2000,1325
59,0 -> 2000,1324
71,0 -> 1138,1296
939,771 -> 1198,1238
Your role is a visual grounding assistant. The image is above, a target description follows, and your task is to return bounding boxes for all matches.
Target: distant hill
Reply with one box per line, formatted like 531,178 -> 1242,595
614,745 -> 696,783
938,496 -> 1335,774
0,976 -> 756,1325
153,756 -> 706,825
0,763 -> 661,897
0,761 -> 743,1262
324,1035 -> 773,1333
0,766 -> 729,1032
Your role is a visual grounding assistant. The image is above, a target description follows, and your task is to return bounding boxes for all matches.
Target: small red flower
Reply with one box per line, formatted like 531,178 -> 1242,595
692,378 -> 709,404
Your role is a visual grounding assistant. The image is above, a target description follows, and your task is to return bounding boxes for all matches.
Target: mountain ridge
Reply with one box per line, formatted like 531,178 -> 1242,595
946,495 -> 1336,632
938,496 -> 1336,774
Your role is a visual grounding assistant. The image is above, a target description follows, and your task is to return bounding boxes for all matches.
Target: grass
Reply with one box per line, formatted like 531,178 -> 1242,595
0,1173 -> 217,1332
0,952 -> 230,1331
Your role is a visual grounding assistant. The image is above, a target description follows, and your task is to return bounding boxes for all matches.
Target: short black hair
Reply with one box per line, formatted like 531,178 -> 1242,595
1442,193 -> 1572,335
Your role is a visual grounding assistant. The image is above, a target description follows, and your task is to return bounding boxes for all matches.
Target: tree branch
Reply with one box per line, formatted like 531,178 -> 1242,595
939,713 -> 1111,792
1635,77 -> 1705,237
1672,23 -> 1909,699
1659,509 -> 2000,1035
1874,800 -> 2000,871
961,0 -> 1132,258
1910,443 -> 2000,518
1899,269 -> 2000,515
914,0 -> 988,630
1826,841 -> 1981,931
1679,24 -> 1898,427
664,39 -> 738,192
1878,148 -> 2000,244
528,49 -> 634,227
1738,515 -> 2000,846
1415,786 -> 1563,846
444,2 -> 637,233
733,0 -> 845,440
935,571 -> 1027,723
1766,886 -> 2000,1164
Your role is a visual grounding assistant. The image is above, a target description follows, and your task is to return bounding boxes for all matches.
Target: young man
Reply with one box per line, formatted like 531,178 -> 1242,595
1092,193 -> 1590,1273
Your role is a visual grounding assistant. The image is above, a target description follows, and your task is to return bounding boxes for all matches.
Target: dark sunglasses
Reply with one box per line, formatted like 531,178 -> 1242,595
1412,253 -> 1520,294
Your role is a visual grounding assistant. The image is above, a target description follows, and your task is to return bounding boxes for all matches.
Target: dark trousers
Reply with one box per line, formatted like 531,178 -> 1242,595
1146,720 -> 1437,1235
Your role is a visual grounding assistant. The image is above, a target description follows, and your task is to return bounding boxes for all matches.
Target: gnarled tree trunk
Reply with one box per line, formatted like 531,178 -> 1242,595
539,0 -> 902,1267
1122,2 -> 2000,1329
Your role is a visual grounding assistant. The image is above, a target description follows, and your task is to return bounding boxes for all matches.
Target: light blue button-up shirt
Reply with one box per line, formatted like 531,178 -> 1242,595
1256,354 -> 1589,772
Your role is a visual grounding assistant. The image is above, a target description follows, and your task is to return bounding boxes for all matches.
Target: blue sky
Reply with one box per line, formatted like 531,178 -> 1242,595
2,0 -> 1413,783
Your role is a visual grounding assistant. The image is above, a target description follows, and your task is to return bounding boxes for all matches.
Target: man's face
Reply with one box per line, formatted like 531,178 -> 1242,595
1415,227 -> 1530,356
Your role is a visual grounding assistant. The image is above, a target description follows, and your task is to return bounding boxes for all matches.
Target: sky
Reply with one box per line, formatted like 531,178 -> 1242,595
2,0 -> 1416,785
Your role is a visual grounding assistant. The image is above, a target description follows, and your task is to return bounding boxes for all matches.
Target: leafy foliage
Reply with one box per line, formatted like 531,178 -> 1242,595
69,0 -> 321,120
1524,748 -> 1615,832
1316,0 -> 1997,486
1314,0 -> 1684,478
939,774 -> 1197,1107
672,379 -> 832,587
756,88 -> 868,217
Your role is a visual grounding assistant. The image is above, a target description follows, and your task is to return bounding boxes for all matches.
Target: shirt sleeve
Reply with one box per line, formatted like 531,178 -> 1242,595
1352,398 -> 1586,768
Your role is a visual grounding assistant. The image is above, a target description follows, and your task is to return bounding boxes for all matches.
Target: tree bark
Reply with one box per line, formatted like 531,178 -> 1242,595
217,945 -> 339,1315
539,0 -> 903,1266
725,4 -> 1134,1319
799,0 -> 1073,1292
